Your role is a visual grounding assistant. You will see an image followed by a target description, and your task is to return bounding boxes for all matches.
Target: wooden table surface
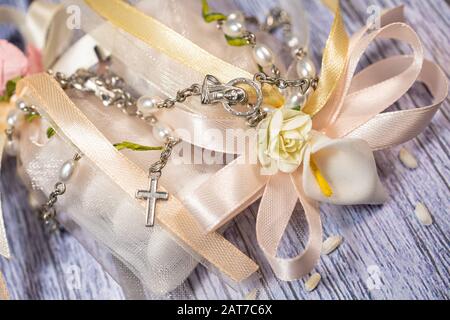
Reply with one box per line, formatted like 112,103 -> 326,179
0,0 -> 449,300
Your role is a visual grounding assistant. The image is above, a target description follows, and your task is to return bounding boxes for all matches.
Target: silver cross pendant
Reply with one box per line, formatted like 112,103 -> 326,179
135,171 -> 169,227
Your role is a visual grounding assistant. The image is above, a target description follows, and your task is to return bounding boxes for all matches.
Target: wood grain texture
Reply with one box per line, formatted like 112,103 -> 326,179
0,0 -> 449,300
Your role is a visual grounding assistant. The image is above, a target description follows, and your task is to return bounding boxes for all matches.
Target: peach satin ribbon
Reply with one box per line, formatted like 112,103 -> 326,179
183,7 -> 448,280
16,74 -> 259,283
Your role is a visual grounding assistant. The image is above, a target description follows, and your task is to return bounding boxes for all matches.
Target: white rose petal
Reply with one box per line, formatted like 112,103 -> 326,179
257,109 -> 313,175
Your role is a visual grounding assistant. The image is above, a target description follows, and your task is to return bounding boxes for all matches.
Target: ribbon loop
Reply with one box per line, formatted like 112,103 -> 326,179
347,59 -> 448,150
302,0 -> 349,117
324,22 -> 424,137
256,172 -> 322,281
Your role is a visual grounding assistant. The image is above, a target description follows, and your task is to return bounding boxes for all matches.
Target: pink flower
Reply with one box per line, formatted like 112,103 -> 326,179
0,40 -> 28,95
0,40 -> 43,95
26,44 -> 44,75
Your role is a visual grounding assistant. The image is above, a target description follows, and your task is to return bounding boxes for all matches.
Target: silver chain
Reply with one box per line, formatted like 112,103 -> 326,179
52,66 -> 318,130
262,7 -> 291,33
253,72 -> 318,92
155,84 -> 201,109
50,67 -> 182,185
149,137 -> 180,173
38,182 -> 66,231
242,31 -> 256,46
51,69 -> 137,112
50,69 -> 202,113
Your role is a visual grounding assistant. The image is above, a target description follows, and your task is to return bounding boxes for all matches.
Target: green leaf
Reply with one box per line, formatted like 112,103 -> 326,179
291,106 -> 301,111
224,35 -> 249,46
25,114 -> 41,123
0,77 -> 21,102
201,0 -> 226,23
46,127 -> 56,139
113,141 -> 163,151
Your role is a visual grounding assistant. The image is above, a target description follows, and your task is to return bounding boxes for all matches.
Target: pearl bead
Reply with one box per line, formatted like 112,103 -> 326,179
286,34 -> 300,50
152,124 -> 172,142
5,139 -> 19,156
252,44 -> 274,68
227,11 -> 245,24
59,160 -> 77,182
137,96 -> 159,116
286,92 -> 307,110
6,109 -> 23,128
15,99 -> 27,111
296,57 -> 316,79
222,19 -> 244,37
262,105 -> 275,114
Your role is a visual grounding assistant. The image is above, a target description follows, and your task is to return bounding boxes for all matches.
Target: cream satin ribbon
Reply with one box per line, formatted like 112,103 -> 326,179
0,1 -> 72,68
182,6 -> 448,280
16,74 -> 258,283
84,0 -> 250,82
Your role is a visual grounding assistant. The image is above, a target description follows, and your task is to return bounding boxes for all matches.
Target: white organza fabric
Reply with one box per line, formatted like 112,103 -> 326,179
18,94 -> 199,298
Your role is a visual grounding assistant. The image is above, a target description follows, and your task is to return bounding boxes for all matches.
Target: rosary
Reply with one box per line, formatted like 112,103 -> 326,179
6,5 -> 317,230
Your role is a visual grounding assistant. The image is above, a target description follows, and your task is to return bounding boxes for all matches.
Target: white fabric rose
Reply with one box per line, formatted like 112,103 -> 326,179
257,109 -> 312,174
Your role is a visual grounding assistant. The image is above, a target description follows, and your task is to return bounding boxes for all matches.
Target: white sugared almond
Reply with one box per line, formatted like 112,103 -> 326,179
322,235 -> 343,255
399,148 -> 418,169
305,273 -> 321,292
415,202 -> 433,226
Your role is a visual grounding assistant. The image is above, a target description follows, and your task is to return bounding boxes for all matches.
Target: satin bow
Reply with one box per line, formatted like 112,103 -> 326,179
55,0 -> 447,282
181,5 -> 448,280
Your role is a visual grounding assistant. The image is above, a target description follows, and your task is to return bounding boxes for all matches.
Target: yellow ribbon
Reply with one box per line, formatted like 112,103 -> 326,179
83,0 -> 284,108
85,0 -> 249,81
302,0 -> 349,116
